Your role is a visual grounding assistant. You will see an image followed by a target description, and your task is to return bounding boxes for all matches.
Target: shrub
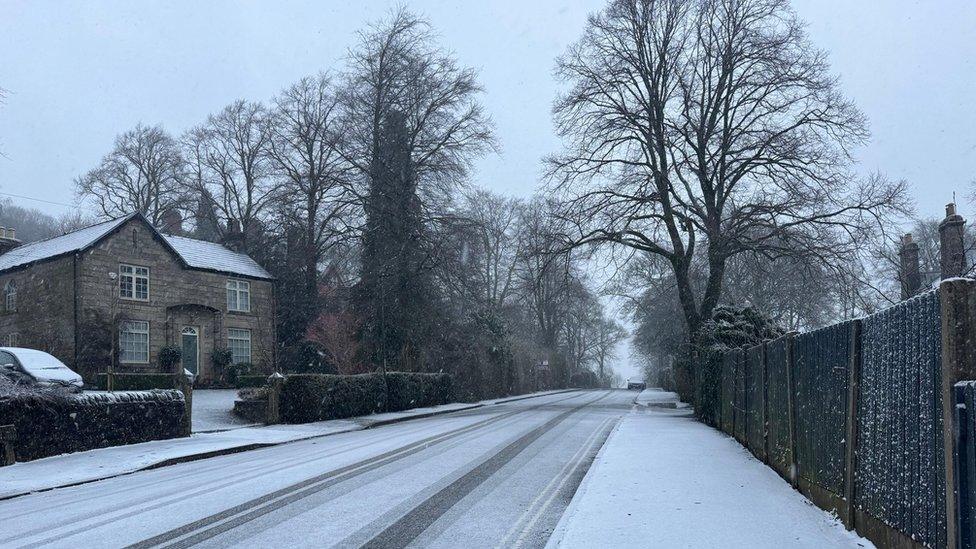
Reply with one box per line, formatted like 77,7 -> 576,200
569,370 -> 601,389
92,373 -> 177,391
158,346 -> 183,373
236,374 -> 269,389
226,362 -> 252,386
211,347 -> 233,378
280,373 -> 387,423
280,341 -> 335,374
385,372 -> 454,411
0,388 -> 185,462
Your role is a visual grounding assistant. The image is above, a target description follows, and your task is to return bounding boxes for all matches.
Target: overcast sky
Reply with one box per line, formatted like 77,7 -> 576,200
2,0 -> 975,378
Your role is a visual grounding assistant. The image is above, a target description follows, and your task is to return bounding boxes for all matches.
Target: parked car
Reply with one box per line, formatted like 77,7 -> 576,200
627,378 -> 647,391
0,347 -> 84,391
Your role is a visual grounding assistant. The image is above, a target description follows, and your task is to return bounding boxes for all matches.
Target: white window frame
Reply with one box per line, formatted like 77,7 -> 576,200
119,264 -> 150,301
226,279 -> 251,313
120,320 -> 150,364
227,328 -> 251,365
5,332 -> 18,347
4,280 -> 16,312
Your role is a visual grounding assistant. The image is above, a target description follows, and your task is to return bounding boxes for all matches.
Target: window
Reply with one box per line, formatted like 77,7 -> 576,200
226,280 -> 251,312
228,328 -> 251,364
5,333 -> 18,347
119,264 -> 149,301
3,281 -> 15,312
120,320 -> 150,363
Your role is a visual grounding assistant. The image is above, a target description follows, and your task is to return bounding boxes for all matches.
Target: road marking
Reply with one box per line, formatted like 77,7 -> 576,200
493,415 -> 613,549
358,391 -> 614,549
123,391 -> 588,549
512,417 -> 616,548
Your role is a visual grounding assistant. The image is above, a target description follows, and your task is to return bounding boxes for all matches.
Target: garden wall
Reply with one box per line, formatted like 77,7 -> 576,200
0,389 -> 186,463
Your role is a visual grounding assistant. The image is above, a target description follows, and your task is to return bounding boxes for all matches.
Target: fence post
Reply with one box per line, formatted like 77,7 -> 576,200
761,342 -> 769,465
842,319 -> 862,530
786,333 -> 798,488
266,372 -> 285,425
954,383 -> 971,549
940,279 -> 976,549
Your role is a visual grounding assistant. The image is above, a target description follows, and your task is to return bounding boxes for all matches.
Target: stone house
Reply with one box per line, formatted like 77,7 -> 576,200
0,212 -> 275,384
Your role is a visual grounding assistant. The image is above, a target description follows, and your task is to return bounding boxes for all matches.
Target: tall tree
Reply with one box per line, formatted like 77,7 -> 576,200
356,110 -> 432,371
266,74 -> 354,344
75,124 -> 186,224
550,0 -> 905,340
341,8 -> 494,214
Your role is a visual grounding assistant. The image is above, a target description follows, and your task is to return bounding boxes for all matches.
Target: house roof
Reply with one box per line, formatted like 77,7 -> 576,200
0,213 -> 273,280
162,234 -> 272,280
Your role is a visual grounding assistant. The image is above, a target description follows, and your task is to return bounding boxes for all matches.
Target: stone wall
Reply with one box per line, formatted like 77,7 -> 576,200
0,255 -> 77,361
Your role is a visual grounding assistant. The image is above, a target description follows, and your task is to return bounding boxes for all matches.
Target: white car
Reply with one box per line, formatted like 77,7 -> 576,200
0,347 -> 84,391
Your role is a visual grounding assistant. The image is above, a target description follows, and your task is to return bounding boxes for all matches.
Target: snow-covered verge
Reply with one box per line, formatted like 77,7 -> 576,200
547,391 -> 872,549
0,388 -> 575,501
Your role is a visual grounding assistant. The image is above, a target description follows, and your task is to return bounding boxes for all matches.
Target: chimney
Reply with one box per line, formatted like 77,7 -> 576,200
160,208 -> 183,235
222,219 -> 245,253
0,226 -> 22,256
899,233 -> 921,299
939,202 -> 968,279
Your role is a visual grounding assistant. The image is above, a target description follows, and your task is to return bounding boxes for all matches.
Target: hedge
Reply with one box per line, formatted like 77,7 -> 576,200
280,372 -> 455,424
92,373 -> 178,391
385,372 -> 454,411
236,374 -> 270,389
0,388 -> 186,462
281,373 -> 387,423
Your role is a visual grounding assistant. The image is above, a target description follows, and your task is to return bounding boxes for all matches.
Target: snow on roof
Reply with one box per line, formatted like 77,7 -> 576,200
0,214 -> 134,273
162,234 -> 272,280
0,213 -> 273,280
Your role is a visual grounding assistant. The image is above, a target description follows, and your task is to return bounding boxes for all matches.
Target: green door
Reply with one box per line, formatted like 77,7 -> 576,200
181,326 -> 199,375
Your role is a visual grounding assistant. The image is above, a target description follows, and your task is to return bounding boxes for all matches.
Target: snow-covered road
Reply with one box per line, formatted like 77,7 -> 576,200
0,389 -> 628,548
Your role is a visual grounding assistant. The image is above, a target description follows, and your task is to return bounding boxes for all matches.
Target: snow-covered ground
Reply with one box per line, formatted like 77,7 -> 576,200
548,390 -> 872,549
192,389 -> 259,432
0,389 -> 573,501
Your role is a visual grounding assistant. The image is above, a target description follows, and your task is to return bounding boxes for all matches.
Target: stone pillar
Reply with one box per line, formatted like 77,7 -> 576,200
899,233 -> 922,299
940,203 -> 968,279
266,372 -> 285,425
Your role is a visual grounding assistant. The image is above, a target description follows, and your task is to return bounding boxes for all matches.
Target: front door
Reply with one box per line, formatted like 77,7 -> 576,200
181,326 -> 199,376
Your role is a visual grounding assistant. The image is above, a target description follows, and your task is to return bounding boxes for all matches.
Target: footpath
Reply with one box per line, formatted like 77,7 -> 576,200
0,389 -> 573,501
548,389 -> 873,549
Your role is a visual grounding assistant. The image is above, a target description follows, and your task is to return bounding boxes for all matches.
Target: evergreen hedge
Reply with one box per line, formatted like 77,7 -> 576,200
0,388 -> 186,462
93,373 -> 178,391
279,372 -> 455,424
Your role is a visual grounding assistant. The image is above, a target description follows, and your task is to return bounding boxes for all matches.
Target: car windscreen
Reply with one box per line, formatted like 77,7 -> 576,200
9,349 -> 82,382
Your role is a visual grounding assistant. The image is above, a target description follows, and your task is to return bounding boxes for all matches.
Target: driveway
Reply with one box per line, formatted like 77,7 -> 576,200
192,389 -> 258,433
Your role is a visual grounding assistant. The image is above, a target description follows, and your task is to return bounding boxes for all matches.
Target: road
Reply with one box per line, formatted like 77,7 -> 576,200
0,389 -> 632,548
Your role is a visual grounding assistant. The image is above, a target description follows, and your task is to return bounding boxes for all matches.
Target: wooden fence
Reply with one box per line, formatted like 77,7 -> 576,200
697,279 -> 976,549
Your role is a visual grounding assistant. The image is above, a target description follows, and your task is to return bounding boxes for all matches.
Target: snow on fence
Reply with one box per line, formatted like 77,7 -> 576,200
859,290 -> 944,547
697,279 -> 976,549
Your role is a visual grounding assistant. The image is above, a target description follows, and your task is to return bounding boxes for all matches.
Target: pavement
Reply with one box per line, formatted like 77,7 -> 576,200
0,388 -> 573,501
0,390 -> 626,548
548,389 -> 872,549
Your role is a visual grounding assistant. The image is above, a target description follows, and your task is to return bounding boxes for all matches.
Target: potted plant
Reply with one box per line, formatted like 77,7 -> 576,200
158,346 -> 182,374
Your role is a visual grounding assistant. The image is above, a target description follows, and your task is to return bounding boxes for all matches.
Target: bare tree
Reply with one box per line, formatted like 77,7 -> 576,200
184,100 -> 275,246
341,7 -> 494,211
75,124 -> 186,224
266,74 -> 354,342
460,189 -> 524,310
550,0 -> 906,339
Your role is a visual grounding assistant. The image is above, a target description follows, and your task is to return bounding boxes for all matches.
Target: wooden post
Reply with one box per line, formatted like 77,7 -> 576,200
266,372 -> 285,425
761,342 -> 769,465
843,319 -> 863,530
940,279 -> 976,549
0,424 -> 16,466
786,333 -> 799,488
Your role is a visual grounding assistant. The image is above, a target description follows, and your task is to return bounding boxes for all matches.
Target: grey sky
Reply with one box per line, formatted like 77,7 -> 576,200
1,0 -> 975,219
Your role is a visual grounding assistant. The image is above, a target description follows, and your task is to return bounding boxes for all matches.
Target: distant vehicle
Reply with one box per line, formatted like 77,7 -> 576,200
0,347 -> 84,391
626,378 -> 646,391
